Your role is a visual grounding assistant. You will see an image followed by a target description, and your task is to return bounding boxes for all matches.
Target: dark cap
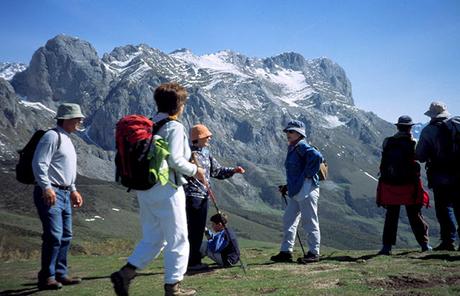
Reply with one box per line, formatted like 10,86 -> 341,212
395,115 -> 414,126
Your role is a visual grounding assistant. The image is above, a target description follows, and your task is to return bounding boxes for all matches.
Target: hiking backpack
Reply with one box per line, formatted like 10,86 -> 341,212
318,161 -> 328,181
16,129 -> 61,184
379,136 -> 419,185
115,115 -> 171,191
442,116 -> 460,162
431,116 -> 460,172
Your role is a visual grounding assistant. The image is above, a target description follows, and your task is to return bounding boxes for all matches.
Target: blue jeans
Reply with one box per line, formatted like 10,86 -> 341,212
34,186 -> 73,280
433,185 -> 460,244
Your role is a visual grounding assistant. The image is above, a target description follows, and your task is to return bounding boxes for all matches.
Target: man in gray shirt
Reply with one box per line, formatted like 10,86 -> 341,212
32,103 -> 85,290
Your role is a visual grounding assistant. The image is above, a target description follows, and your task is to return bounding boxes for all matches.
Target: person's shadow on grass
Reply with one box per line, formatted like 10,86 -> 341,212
0,272 -> 165,296
321,253 -> 380,262
0,286 -> 39,296
418,253 -> 460,261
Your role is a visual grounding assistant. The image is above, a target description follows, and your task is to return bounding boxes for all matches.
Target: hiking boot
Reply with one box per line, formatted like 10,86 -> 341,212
297,252 -> 320,264
111,271 -> 132,296
164,282 -> 196,296
433,242 -> 455,251
270,251 -> 293,262
187,263 -> 209,271
56,275 -> 82,285
38,277 -> 63,290
377,245 -> 392,256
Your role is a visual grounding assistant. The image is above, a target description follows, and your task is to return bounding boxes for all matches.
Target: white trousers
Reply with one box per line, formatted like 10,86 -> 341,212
280,179 -> 320,255
128,183 -> 189,284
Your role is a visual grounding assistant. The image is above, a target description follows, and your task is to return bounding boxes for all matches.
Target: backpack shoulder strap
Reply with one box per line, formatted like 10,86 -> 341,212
152,117 -> 173,135
294,143 -> 305,160
49,128 -> 62,150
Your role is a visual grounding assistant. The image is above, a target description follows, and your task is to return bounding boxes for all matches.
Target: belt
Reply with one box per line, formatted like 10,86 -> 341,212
51,183 -> 71,191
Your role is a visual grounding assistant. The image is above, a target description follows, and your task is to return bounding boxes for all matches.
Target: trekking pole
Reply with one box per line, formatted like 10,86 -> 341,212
206,183 -> 221,214
279,186 -> 307,257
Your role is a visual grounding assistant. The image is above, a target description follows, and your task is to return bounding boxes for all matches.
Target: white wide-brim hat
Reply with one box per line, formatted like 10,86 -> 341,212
55,103 -> 85,120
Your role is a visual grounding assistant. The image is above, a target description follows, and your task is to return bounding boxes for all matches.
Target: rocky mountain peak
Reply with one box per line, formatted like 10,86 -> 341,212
11,34 -> 113,114
308,57 -> 353,104
265,52 -> 306,71
44,34 -> 99,61
169,48 -> 192,55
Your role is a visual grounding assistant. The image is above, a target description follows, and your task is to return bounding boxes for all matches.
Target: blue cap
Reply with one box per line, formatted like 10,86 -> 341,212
283,120 -> 306,137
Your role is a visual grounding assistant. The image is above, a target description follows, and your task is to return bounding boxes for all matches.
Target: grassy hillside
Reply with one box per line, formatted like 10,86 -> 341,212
0,242 -> 459,296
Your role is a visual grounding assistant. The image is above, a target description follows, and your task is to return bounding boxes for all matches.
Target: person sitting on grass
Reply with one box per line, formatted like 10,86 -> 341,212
200,213 -> 240,268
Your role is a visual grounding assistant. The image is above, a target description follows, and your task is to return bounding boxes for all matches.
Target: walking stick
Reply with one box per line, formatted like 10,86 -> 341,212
279,186 -> 307,257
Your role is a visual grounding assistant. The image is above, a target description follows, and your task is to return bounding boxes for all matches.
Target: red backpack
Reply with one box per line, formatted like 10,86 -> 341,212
115,115 -> 170,191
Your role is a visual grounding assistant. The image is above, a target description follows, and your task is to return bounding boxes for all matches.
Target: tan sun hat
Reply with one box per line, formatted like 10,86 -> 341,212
424,101 -> 450,119
190,124 -> 212,141
55,103 -> 85,119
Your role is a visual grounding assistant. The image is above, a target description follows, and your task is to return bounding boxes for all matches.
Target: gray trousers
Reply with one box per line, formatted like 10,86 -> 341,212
200,241 -> 224,266
280,179 -> 320,255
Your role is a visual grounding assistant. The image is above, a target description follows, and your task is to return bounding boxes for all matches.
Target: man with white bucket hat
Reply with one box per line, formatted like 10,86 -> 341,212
416,101 -> 460,251
32,103 -> 85,290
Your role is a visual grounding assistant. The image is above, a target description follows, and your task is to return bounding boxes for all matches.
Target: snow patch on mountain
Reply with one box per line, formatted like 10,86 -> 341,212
172,50 -> 249,78
128,60 -> 151,82
363,171 -> 378,182
255,68 -> 314,107
322,114 -> 345,129
103,51 -> 143,74
0,62 -> 27,80
18,100 -> 56,115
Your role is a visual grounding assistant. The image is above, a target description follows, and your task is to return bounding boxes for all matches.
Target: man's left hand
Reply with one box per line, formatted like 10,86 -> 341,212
70,191 -> 84,208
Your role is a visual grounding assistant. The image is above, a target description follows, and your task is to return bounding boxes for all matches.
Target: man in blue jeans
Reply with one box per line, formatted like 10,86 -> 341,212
32,103 -> 85,290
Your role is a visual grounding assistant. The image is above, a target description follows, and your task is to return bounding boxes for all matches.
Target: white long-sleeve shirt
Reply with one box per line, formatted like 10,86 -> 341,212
153,113 -> 197,186
32,126 -> 77,191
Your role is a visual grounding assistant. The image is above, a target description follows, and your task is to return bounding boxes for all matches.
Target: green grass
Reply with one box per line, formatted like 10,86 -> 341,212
1,242 -> 459,296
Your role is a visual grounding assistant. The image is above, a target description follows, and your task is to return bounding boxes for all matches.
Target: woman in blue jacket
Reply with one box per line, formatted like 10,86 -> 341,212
270,120 -> 323,264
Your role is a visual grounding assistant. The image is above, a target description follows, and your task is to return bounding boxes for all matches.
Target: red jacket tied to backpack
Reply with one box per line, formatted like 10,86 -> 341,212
376,132 -> 429,206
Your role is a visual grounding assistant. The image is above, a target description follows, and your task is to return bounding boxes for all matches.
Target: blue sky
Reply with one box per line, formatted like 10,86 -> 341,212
1,0 -> 459,123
